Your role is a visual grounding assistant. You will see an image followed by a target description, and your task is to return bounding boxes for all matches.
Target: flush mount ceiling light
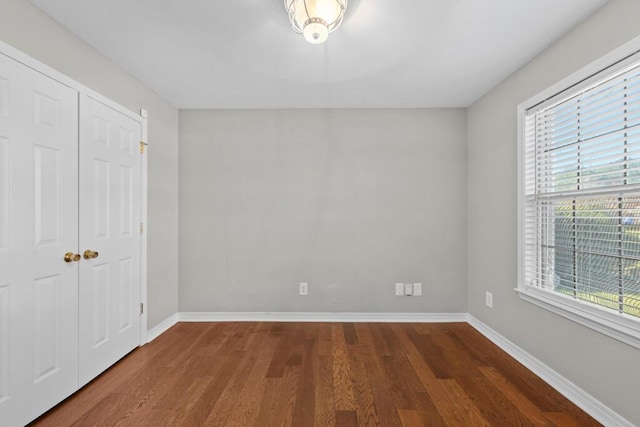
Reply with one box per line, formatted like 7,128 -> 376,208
284,0 -> 347,44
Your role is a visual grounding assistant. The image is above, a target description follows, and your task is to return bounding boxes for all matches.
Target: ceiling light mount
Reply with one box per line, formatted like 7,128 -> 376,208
284,0 -> 347,44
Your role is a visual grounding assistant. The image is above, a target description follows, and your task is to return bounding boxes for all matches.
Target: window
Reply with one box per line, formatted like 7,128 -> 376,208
518,40 -> 640,348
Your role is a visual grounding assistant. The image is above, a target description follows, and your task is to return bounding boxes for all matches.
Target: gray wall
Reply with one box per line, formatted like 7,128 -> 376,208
0,0 -> 179,329
467,0 -> 640,424
179,109 -> 467,313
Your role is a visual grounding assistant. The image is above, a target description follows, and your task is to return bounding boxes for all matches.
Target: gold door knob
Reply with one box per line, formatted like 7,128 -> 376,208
64,252 -> 81,263
83,249 -> 99,260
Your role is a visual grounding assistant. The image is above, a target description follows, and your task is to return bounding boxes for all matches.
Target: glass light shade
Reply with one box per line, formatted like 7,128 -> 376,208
284,0 -> 347,44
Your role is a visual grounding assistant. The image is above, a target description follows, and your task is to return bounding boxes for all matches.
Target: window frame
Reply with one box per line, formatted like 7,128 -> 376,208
517,36 -> 640,350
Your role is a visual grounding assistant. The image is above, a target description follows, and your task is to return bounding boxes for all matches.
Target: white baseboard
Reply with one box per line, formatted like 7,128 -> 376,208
467,315 -> 633,427
178,312 -> 468,323
146,313 -> 179,343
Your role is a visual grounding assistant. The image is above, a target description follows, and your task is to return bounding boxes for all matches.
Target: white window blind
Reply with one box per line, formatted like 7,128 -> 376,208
523,54 -> 640,319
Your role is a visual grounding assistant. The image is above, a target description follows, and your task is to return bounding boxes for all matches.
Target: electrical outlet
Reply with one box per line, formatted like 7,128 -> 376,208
413,283 -> 422,296
485,291 -> 493,308
404,283 -> 413,296
299,282 -> 308,296
395,283 -> 404,296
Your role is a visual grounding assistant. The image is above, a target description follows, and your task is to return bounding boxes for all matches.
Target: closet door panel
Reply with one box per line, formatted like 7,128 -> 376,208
0,136 -> 8,250
0,53 -> 79,427
0,282 -> 9,406
78,95 -> 141,387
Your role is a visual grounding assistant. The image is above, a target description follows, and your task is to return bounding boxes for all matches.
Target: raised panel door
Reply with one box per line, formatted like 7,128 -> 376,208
0,52 -> 79,427
78,95 -> 141,386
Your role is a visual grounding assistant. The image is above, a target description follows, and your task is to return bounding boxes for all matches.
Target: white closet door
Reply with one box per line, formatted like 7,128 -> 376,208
78,95 -> 141,387
0,53 -> 79,426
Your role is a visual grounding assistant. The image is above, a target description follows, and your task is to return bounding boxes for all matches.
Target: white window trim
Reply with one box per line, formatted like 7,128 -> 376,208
517,35 -> 640,350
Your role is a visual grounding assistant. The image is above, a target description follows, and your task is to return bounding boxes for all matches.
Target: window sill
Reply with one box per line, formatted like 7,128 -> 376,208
516,286 -> 640,350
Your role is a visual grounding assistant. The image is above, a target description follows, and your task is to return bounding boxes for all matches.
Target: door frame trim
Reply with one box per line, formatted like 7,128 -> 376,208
140,112 -> 148,345
0,40 -> 149,346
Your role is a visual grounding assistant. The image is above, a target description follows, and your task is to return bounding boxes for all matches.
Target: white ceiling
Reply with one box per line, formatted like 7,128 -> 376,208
30,0 -> 609,109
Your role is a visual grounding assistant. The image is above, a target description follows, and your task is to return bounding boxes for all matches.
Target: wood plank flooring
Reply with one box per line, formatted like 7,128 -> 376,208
30,322 -> 600,426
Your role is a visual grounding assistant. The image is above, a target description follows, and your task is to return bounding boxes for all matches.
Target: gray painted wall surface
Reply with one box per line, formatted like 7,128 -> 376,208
467,0 -> 640,424
0,0 -> 179,329
179,109 -> 467,313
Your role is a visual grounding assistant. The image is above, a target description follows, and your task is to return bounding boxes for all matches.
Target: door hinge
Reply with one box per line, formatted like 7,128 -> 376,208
140,303 -> 144,315
140,222 -> 144,234
140,141 -> 148,154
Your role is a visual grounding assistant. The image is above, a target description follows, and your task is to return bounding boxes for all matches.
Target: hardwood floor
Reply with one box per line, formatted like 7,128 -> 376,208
30,322 -> 600,426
